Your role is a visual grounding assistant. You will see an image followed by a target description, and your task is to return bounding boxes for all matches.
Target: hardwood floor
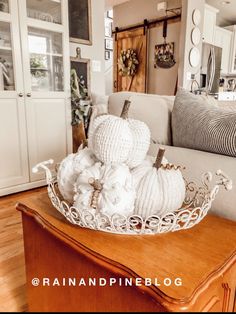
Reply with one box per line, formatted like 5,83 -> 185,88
0,188 -> 46,312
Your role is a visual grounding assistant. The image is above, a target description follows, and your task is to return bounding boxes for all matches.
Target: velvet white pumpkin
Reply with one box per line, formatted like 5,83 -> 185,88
57,147 -> 96,203
74,162 -> 135,216
89,100 -> 151,167
133,149 -> 186,219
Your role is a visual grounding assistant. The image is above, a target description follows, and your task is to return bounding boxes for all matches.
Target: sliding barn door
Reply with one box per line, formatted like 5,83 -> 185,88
114,27 -> 147,93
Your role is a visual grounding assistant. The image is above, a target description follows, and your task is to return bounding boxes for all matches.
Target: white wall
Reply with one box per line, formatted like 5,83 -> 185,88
70,0 -> 105,96
113,0 -> 181,95
113,0 -> 181,28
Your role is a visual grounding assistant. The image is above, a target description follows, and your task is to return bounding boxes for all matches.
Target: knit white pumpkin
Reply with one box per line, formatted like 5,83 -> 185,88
57,147 -> 96,203
132,155 -> 168,189
87,114 -> 108,149
133,148 -> 186,219
89,100 -> 150,167
74,162 -> 135,217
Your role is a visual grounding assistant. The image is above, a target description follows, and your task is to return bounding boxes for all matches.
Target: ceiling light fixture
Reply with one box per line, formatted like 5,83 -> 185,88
221,1 -> 231,5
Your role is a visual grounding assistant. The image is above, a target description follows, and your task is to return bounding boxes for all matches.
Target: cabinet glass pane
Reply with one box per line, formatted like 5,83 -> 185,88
0,0 -> 9,13
26,0 -> 62,24
28,27 -> 63,91
0,21 -> 15,91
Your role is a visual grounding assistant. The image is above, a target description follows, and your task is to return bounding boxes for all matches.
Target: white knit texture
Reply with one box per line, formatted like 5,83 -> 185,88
87,114 -> 109,149
93,116 -> 133,163
57,148 -> 96,203
88,113 -> 150,166
133,160 -> 185,218
126,119 -> 151,168
74,162 -> 136,216
132,155 -> 168,189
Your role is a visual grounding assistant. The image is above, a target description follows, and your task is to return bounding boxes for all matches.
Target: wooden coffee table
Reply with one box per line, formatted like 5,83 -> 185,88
17,191 -> 236,312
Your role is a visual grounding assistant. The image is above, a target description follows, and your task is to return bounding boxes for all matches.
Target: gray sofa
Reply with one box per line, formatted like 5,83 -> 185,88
91,91 -> 236,221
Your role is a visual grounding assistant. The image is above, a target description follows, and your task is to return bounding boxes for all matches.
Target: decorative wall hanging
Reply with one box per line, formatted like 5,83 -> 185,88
105,50 -> 110,60
105,38 -> 113,51
192,9 -> 201,26
189,47 -> 200,68
191,27 -> 201,46
105,19 -> 113,38
107,10 -> 113,19
69,0 -> 92,45
118,49 -> 139,77
154,20 -> 176,69
70,51 -> 91,120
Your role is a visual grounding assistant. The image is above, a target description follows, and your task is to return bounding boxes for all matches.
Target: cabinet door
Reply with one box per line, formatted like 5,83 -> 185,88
214,26 -> 232,74
18,0 -> 72,181
230,32 -> 236,73
0,0 -> 29,191
203,7 -> 217,44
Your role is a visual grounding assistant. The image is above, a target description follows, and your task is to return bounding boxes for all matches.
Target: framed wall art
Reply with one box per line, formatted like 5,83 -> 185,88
154,42 -> 176,69
68,0 -> 92,45
105,19 -> 112,38
105,50 -> 110,60
105,38 -> 113,51
107,9 -> 113,19
70,48 -> 91,97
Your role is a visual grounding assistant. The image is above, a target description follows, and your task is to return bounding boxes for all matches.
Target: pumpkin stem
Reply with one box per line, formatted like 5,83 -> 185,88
120,100 -> 131,119
154,148 -> 166,170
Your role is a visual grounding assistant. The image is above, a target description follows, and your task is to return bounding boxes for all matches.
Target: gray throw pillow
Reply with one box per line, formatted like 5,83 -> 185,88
172,90 -> 236,157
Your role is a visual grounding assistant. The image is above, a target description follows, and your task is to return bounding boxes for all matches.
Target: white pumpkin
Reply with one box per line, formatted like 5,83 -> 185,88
89,100 -> 150,167
133,148 -> 186,219
74,162 -> 136,217
73,147 -> 97,174
57,147 -> 96,203
87,114 -> 108,149
132,155 -> 168,189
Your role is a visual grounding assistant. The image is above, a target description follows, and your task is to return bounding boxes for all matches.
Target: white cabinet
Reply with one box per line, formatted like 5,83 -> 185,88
0,0 -> 72,195
228,26 -> 236,73
203,4 -> 219,45
214,26 -> 232,74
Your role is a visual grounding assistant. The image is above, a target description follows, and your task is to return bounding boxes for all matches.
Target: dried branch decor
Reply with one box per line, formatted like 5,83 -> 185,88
118,49 -> 139,76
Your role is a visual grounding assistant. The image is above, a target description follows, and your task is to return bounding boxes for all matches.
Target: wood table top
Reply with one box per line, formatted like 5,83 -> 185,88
16,189 -> 236,303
